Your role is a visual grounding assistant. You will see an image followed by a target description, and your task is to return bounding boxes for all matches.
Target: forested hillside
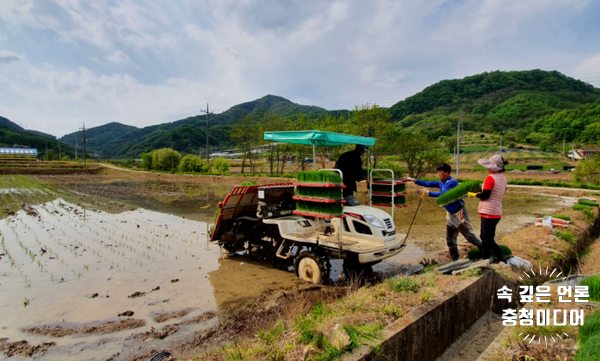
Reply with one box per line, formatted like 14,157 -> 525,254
61,95 -> 346,158
389,70 -> 600,147
59,122 -> 138,150
0,116 -> 72,158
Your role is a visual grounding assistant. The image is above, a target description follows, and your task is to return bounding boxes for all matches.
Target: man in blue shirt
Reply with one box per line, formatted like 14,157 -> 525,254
404,163 -> 482,261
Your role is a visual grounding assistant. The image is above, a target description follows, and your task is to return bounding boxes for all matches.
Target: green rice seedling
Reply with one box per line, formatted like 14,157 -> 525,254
573,205 -> 595,224
467,245 -> 513,261
436,181 -> 482,206
371,183 -> 406,193
296,187 -> 342,200
578,309 -> 600,346
580,274 -> 600,302
297,171 -> 343,185
579,199 -> 599,207
372,195 -> 406,205
555,231 -> 577,246
576,333 -> 600,361
548,215 -> 571,221
296,201 -> 343,215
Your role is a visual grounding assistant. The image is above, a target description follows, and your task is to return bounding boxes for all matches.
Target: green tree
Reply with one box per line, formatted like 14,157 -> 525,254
212,157 -> 230,173
384,129 -> 449,178
261,111 -> 292,175
179,154 -> 199,172
196,157 -> 209,173
574,156 -> 600,184
230,114 -> 260,173
352,103 -> 393,167
152,148 -> 181,171
61,155 -> 71,161
292,113 -> 316,171
140,152 -> 153,170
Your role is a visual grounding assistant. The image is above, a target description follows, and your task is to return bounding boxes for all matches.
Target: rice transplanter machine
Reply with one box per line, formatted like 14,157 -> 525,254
210,131 -> 408,283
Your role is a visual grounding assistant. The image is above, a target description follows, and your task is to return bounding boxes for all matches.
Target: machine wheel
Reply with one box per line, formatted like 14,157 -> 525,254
295,252 -> 325,284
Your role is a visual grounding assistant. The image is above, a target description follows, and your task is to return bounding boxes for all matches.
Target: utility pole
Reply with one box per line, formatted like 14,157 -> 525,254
201,103 -> 213,165
58,141 -> 61,160
45,142 -> 48,161
171,136 -> 174,172
82,123 -> 87,170
563,138 -> 566,157
456,114 -> 462,179
75,128 -> 78,160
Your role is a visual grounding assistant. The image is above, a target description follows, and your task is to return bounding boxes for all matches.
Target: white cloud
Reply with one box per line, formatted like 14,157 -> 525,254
106,50 -> 133,65
0,0 -> 599,137
0,50 -> 24,63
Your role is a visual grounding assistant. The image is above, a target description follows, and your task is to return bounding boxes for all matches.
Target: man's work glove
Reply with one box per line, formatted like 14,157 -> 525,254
468,192 -> 478,198
416,187 -> 429,197
403,177 -> 415,183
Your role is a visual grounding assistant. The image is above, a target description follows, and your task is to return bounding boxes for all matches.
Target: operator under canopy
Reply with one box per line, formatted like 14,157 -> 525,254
334,144 -> 367,206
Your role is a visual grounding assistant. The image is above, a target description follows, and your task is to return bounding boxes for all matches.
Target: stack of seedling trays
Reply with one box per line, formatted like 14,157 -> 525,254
293,171 -> 346,219
370,178 -> 408,208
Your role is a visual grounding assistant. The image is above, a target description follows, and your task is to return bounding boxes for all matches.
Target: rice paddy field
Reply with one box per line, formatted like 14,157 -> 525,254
0,172 -> 581,360
0,175 -> 301,360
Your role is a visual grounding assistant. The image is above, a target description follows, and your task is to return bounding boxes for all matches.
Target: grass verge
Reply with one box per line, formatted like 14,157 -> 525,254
197,272 -> 464,361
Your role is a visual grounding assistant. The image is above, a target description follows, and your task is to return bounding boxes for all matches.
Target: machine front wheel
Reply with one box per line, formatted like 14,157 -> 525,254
295,252 -> 324,284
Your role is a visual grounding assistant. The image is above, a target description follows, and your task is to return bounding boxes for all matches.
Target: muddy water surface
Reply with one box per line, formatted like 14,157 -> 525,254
0,185 -> 299,360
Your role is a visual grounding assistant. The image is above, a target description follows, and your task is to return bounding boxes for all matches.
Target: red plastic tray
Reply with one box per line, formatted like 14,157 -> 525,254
371,191 -> 408,197
293,210 -> 346,219
294,182 -> 346,188
293,196 -> 345,204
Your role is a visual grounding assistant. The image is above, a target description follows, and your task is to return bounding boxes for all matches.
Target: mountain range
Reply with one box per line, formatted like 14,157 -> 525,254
2,69 -> 599,159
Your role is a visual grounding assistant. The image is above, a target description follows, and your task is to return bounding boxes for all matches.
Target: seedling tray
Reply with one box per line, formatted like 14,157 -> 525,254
436,180 -> 482,207
293,210 -> 345,219
437,194 -> 468,207
372,178 -> 406,185
293,196 -> 345,204
293,182 -> 346,188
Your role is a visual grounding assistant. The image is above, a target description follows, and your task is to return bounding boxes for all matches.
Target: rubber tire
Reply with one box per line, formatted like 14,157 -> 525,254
295,252 -> 324,284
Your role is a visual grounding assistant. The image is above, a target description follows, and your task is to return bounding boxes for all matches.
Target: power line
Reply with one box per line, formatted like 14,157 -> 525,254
201,104 -> 213,164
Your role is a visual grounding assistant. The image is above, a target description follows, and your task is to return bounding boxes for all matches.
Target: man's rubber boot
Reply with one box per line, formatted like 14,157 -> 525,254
449,247 -> 460,262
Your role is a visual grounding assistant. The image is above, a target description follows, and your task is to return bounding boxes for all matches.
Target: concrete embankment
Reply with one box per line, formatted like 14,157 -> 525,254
344,271 -> 517,361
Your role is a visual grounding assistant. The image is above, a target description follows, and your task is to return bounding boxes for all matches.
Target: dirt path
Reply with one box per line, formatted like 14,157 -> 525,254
99,163 -> 143,172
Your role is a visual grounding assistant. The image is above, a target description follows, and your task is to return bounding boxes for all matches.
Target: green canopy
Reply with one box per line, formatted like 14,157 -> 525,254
263,130 -> 376,147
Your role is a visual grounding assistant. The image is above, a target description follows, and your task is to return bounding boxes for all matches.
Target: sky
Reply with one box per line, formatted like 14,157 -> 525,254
1,0 -> 600,137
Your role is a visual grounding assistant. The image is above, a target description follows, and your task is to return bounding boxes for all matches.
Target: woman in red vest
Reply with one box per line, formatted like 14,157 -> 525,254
469,154 -> 509,263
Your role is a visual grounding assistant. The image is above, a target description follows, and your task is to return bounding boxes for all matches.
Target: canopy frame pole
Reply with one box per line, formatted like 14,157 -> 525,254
367,147 -> 371,206
312,140 -> 316,171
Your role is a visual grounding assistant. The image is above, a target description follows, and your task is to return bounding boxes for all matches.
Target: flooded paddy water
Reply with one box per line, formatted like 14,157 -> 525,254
0,175 -> 576,360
